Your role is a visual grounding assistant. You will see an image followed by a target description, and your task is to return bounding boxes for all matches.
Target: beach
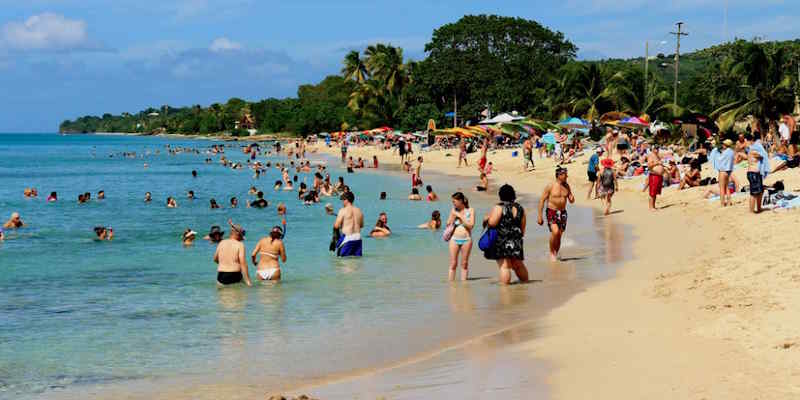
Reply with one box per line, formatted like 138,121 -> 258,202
308,142 -> 800,399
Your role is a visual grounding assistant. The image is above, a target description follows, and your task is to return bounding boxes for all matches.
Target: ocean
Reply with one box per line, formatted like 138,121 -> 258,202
0,133 -> 624,399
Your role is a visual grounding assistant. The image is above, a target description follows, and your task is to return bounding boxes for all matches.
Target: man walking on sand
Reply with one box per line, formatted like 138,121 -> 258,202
334,191 -> 364,257
538,167 -> 575,261
586,147 -> 602,199
646,148 -> 664,211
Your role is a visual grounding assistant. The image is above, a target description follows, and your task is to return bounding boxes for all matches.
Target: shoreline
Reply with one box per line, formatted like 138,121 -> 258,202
310,142 -> 800,399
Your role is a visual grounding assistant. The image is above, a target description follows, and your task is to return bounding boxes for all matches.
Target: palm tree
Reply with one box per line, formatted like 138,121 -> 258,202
711,43 -> 795,132
567,63 -> 618,121
341,50 -> 369,83
365,44 -> 406,93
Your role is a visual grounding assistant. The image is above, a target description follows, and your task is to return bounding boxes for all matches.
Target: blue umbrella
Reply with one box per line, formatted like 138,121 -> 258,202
557,117 -> 589,129
541,132 -> 556,144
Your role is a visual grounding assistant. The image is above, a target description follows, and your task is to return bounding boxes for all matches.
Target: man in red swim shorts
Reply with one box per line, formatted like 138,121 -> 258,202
646,148 -> 665,211
537,167 -> 575,262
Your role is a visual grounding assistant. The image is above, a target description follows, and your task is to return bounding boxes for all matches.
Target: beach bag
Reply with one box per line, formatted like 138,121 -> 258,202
441,224 -> 455,242
478,228 -> 497,252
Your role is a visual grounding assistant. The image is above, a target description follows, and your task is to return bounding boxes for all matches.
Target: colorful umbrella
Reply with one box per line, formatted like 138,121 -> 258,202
541,132 -> 556,144
557,117 -> 589,129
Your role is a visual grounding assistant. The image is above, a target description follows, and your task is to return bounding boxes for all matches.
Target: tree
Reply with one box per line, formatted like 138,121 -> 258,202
711,42 -> 795,132
422,15 -> 576,124
342,50 -> 369,84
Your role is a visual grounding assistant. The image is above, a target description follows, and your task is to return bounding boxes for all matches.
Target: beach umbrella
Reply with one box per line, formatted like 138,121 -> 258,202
616,117 -> 649,129
557,117 -> 589,129
599,111 -> 630,123
318,132 -> 329,137
541,132 -> 557,144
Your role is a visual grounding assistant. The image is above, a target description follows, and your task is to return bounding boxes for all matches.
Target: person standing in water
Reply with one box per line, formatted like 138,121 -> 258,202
213,220 -> 251,286
333,191 -> 363,257
251,226 -> 287,281
483,184 -> 529,285
537,167 -> 574,261
446,192 -> 474,281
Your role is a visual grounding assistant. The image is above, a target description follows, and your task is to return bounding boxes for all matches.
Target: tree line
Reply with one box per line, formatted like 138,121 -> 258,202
60,15 -> 800,136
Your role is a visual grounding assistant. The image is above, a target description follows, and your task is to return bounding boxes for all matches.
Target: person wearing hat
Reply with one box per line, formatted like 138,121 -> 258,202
717,139 -> 736,207
204,226 -> 224,243
182,228 -> 197,246
537,167 -> 575,262
598,158 -> 617,215
213,219 -> 251,286
586,147 -> 603,199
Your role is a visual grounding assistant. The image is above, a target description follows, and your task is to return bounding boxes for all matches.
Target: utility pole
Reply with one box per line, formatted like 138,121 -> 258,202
644,41 -> 649,109
670,22 -> 688,106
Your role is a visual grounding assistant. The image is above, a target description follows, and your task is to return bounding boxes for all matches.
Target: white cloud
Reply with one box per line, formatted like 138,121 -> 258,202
0,13 -> 99,51
209,37 -> 242,52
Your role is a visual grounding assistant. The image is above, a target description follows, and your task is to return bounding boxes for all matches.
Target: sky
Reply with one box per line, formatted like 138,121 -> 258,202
0,0 -> 797,132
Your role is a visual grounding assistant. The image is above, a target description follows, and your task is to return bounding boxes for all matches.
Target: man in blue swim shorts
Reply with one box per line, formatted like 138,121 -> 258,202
334,191 -> 364,257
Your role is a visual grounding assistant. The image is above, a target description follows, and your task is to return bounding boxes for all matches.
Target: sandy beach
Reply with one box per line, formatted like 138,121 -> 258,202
311,142 -> 800,399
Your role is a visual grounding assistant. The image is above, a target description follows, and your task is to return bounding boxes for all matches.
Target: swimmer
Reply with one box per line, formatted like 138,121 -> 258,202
187,190 -> 195,200
182,228 -> 197,246
249,186 -> 258,195
230,197 -> 238,208
418,210 -> 442,230
426,185 -> 439,201
379,192 -> 387,200
192,170 -> 197,178
3,212 -> 24,229
93,226 -> 113,241
251,226 -> 287,281
204,225 -> 224,243
97,190 -> 105,200
47,192 -> 57,202
274,180 -> 282,190
370,212 -> 391,238
249,191 -> 269,208
78,194 -> 86,203
210,199 -> 220,209
166,197 -> 178,208
324,203 -> 334,215
408,188 -> 422,201
144,192 -> 152,202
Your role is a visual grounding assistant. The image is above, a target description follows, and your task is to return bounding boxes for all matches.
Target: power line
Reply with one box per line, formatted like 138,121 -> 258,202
670,22 -> 689,107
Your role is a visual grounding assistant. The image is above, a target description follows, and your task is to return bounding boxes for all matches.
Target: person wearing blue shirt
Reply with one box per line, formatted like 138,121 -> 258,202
586,147 -> 602,199
717,139 -> 736,207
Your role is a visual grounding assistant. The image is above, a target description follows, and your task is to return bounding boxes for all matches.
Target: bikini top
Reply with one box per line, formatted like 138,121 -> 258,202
454,208 -> 472,226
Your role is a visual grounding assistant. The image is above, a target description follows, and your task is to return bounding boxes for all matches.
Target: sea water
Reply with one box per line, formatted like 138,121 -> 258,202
0,133 -> 622,399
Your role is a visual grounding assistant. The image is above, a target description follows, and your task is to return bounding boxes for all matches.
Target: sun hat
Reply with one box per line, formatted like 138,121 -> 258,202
722,139 -> 734,147
596,147 -> 604,154
183,229 -> 197,239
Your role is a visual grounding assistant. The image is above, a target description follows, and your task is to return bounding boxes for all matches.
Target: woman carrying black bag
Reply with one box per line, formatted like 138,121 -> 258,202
482,184 -> 529,285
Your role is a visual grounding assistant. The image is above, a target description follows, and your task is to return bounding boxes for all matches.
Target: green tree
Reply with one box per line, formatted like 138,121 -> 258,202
341,50 -> 369,83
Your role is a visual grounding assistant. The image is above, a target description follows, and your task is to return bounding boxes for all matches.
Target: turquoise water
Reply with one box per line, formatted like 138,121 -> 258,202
0,134 -> 619,399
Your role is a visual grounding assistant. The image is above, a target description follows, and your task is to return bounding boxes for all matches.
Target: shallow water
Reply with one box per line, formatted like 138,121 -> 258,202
0,134 -> 625,399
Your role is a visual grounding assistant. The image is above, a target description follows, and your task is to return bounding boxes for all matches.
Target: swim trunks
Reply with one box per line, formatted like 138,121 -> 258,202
217,271 -> 243,285
587,171 -> 597,182
336,233 -> 363,257
546,208 -> 568,232
479,156 -> 487,171
747,171 -> 764,195
648,174 -> 663,197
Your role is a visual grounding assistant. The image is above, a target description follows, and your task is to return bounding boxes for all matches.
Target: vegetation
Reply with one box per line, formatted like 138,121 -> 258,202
60,16 -> 800,136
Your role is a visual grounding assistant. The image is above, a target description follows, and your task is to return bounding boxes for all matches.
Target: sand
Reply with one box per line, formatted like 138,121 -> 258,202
313,141 -> 800,399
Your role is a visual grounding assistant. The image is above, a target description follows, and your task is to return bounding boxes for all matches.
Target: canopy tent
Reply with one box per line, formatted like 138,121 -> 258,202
478,112 -> 525,125
557,117 -> 589,129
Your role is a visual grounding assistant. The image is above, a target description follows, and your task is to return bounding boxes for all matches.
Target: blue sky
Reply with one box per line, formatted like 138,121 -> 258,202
0,0 -> 797,132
